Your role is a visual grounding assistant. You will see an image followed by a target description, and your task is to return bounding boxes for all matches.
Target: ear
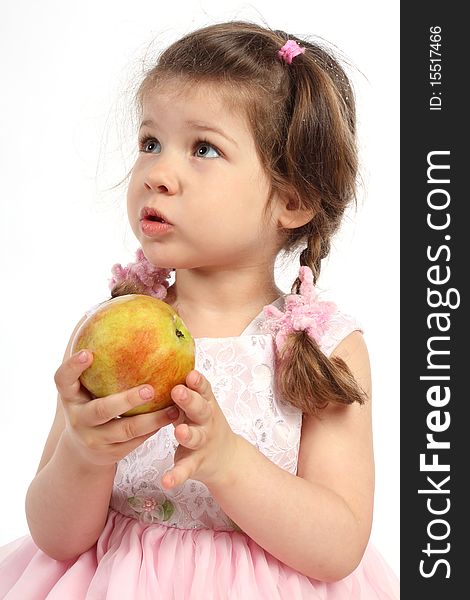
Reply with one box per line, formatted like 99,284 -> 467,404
276,193 -> 315,229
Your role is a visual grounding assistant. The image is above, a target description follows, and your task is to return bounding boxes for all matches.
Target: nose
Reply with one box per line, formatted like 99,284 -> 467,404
144,158 -> 180,195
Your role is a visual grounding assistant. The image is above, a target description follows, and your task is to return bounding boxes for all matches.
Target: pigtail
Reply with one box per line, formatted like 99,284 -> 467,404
273,236 -> 368,416
274,329 -> 367,416
281,247 -> 368,415
110,279 -> 148,298
292,234 -> 330,293
108,248 -> 172,300
270,39 -> 365,416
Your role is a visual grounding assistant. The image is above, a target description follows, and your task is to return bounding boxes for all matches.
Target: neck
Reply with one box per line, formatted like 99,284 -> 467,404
166,262 -> 284,333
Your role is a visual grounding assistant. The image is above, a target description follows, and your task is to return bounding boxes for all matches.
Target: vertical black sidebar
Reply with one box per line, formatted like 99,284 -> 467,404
401,3 -> 467,598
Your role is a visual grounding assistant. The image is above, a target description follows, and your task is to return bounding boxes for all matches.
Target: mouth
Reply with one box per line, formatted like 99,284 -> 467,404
140,206 -> 172,225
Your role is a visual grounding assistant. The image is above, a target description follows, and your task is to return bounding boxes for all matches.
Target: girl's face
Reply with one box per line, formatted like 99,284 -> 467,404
127,82 -> 283,271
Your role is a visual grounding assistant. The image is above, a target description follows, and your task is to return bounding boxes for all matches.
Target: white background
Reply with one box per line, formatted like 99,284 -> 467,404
0,0 -> 399,577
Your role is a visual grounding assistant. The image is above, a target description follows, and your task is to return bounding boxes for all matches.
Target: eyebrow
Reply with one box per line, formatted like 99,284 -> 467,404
139,118 -> 238,148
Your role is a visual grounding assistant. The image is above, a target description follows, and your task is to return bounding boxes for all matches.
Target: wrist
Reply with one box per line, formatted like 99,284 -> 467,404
205,433 -> 248,492
58,430 -> 117,476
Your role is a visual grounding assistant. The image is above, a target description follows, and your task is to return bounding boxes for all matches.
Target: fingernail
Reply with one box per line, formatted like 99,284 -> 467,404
78,351 -> 88,363
139,386 -> 153,400
166,406 -> 179,420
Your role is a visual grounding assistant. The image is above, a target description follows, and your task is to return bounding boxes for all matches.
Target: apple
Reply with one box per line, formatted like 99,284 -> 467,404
71,294 -> 195,416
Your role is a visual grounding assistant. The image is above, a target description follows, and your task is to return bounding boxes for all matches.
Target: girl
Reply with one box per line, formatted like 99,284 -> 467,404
0,21 -> 399,599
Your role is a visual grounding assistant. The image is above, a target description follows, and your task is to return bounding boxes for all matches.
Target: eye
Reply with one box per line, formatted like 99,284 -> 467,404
138,135 -> 161,153
194,140 -> 221,159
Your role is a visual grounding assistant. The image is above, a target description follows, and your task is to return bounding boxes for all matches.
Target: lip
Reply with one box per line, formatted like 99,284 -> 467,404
140,206 -> 173,225
139,206 -> 174,238
140,219 -> 173,237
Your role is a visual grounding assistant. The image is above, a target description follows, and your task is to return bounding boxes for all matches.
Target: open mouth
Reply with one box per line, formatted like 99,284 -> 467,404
140,207 -> 173,236
140,206 -> 171,224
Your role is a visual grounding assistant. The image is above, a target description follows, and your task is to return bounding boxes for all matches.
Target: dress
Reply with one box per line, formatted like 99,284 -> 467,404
0,294 -> 399,599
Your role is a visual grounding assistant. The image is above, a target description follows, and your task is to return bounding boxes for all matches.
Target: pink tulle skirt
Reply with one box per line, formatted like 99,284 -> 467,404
0,509 -> 399,599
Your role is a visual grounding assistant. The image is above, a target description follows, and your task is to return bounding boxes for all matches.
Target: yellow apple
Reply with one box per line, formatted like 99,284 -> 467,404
71,294 -> 195,416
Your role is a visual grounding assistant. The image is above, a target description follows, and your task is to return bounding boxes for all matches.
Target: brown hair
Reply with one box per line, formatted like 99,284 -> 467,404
114,21 -> 367,415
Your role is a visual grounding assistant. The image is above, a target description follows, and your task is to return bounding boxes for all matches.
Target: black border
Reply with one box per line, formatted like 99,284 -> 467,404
400,3 -> 467,596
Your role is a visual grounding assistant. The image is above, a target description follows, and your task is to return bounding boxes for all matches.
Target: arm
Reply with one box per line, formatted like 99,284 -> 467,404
162,331 -> 373,581
25,433 -> 117,561
25,316 -> 180,561
207,331 -> 374,582
25,316 -> 115,561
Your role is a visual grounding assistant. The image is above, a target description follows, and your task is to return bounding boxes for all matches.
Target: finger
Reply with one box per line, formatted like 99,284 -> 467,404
186,370 -> 213,398
54,350 -> 94,404
81,385 -> 162,426
161,455 -> 195,489
99,429 -> 161,464
114,429 -> 167,458
174,422 -> 205,450
171,384 -> 211,425
99,407 -> 180,443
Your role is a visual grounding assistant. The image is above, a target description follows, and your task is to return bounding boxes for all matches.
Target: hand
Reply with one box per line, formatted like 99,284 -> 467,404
161,370 -> 240,490
54,350 -> 181,468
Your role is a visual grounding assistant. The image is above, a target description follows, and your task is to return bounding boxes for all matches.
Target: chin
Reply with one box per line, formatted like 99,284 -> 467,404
136,242 -> 171,268
137,239 -> 204,271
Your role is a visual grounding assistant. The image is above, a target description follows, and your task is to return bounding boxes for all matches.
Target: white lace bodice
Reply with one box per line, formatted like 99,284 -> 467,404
85,295 -> 361,531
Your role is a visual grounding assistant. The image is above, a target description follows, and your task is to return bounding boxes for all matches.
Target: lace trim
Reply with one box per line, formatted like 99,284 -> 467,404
320,310 -> 363,357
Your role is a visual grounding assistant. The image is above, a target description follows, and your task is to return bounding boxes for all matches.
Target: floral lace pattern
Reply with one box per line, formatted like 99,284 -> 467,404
85,295 -> 361,531
109,333 -> 302,531
127,495 -> 175,524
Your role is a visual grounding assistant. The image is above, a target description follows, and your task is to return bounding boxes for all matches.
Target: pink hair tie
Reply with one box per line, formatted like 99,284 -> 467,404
108,247 -> 172,300
261,266 -> 336,353
278,39 -> 306,65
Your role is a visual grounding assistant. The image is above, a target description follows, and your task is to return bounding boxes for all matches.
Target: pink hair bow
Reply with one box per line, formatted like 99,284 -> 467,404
278,40 -> 306,65
262,266 -> 336,353
109,248 -> 172,300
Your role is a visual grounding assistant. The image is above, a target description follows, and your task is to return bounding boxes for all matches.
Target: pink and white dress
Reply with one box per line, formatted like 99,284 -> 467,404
0,294 -> 399,599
